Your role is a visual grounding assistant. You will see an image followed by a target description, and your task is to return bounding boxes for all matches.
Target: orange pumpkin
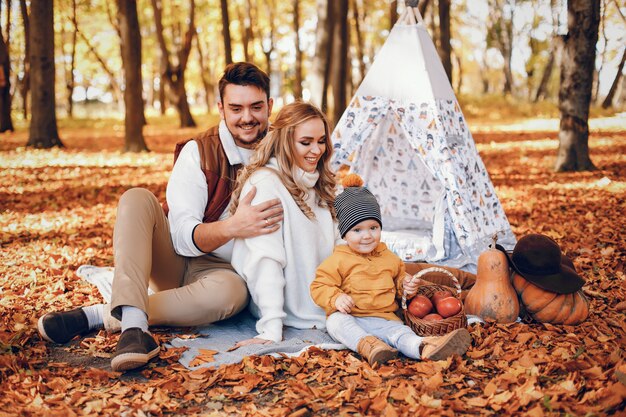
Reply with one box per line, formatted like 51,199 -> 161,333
512,273 -> 589,325
464,246 -> 519,323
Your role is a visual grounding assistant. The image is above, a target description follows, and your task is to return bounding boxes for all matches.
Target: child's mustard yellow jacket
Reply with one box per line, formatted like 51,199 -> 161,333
311,243 -> 406,321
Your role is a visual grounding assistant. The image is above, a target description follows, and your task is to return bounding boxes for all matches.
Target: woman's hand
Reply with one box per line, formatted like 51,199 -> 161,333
232,337 -> 274,350
334,293 -> 355,314
403,273 -> 422,298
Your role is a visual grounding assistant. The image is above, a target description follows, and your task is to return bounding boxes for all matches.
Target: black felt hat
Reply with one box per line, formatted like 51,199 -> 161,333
497,234 -> 585,294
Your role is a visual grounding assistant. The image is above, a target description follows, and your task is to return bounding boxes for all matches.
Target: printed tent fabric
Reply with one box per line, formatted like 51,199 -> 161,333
331,6 -> 516,270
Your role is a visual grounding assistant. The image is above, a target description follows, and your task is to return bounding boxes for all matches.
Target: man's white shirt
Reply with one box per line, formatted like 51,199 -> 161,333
166,120 -> 253,260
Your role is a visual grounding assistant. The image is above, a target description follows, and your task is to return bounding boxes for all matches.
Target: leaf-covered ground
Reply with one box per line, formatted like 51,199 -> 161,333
1,121 -> 625,416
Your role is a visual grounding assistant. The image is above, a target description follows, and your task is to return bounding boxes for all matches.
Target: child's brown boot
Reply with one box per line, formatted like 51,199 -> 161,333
356,335 -> 398,365
421,328 -> 471,361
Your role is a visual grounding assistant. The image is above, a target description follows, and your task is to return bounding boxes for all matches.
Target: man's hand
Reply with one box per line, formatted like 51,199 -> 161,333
192,186 -> 284,253
334,293 -> 355,314
228,186 -> 284,239
403,273 -> 422,298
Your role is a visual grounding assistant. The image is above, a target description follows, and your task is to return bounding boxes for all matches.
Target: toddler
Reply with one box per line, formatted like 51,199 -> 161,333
311,174 -> 471,365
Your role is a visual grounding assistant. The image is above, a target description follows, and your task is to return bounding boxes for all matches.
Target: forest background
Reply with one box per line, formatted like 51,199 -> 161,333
0,0 -> 625,144
0,0 -> 625,416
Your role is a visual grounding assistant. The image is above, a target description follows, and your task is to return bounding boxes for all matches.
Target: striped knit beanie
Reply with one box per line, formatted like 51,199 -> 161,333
335,174 -> 382,238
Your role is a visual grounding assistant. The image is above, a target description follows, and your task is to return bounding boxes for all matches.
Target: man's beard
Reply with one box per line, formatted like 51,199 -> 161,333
232,123 -> 268,146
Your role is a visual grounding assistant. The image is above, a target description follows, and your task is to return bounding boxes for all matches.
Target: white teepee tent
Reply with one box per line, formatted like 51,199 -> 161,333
331,4 -> 516,270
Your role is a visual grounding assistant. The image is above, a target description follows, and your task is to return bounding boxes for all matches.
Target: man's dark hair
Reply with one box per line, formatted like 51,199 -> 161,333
218,62 -> 270,103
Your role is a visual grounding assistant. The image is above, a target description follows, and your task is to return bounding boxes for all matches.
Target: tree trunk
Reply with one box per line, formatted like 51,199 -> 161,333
171,74 -> 195,127
534,0 -> 562,102
352,0 -> 366,85
455,51 -> 463,92
601,46 -> 626,109
534,40 -> 558,102
501,33 -> 514,94
592,0 -> 608,102
429,0 -> 437,48
19,0 -> 29,119
66,0 -> 77,118
28,1 -> 62,148
438,0 -> 452,84
108,0 -> 144,124
418,0 -> 431,16
0,2 -> 7,63
237,3 -> 250,62
147,66 -> 155,108
479,50 -> 490,93
245,0 -> 255,60
260,0 -> 275,80
158,61 -> 166,115
118,0 -> 148,152
2,0 -> 10,44
488,0 -> 515,95
331,0 -> 348,124
390,0 -> 398,30
310,0 -> 334,111
221,0 -> 233,65
152,0 -> 196,127
292,0 -> 303,99
555,0 -> 600,172
238,0 -> 255,64
196,35 -> 214,112
0,17 -> 14,132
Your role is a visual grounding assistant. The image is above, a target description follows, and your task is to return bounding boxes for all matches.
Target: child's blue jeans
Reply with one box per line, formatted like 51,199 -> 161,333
326,312 -> 423,359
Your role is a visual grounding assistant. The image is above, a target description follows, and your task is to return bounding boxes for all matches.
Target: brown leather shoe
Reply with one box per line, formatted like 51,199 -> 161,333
357,335 -> 398,365
38,308 -> 89,344
421,328 -> 471,361
111,328 -> 159,372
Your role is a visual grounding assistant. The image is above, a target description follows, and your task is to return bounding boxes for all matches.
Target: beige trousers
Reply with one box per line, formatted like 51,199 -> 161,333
110,188 -> 249,327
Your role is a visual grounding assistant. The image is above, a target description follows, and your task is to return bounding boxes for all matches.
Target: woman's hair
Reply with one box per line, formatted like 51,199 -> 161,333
230,101 -> 336,220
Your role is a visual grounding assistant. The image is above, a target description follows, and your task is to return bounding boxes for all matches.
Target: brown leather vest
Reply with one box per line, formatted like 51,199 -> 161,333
163,126 -> 243,223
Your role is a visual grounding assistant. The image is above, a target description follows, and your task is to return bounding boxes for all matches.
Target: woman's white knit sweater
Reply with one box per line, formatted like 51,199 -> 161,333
231,158 -> 338,342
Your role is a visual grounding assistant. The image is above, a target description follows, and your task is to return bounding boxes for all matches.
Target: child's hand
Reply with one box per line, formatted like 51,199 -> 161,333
403,273 -> 422,297
334,293 -> 355,314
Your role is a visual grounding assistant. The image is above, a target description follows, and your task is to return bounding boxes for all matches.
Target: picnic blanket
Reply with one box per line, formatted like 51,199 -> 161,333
169,312 -> 344,369
77,266 -> 345,369
77,266 -> 488,369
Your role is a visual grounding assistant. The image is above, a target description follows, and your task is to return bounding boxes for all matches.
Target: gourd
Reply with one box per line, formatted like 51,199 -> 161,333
464,237 -> 519,323
512,273 -> 589,325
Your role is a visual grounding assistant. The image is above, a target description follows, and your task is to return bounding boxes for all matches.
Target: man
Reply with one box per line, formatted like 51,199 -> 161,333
38,62 -> 283,372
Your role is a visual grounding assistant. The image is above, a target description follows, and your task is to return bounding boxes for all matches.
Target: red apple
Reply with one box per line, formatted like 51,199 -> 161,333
408,295 -> 433,318
423,313 -> 444,321
430,289 -> 453,306
436,297 -> 462,318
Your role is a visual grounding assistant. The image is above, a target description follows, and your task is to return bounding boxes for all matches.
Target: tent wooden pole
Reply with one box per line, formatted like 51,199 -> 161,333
398,6 -> 424,26
397,2 -> 425,26
398,8 -> 409,24
412,7 -> 424,25
407,8 -> 417,24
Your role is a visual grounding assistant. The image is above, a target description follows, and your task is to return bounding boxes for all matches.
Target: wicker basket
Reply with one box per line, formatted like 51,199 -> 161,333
401,267 -> 468,336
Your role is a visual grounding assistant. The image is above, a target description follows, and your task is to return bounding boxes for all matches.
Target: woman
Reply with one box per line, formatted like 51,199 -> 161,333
229,101 -> 340,347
